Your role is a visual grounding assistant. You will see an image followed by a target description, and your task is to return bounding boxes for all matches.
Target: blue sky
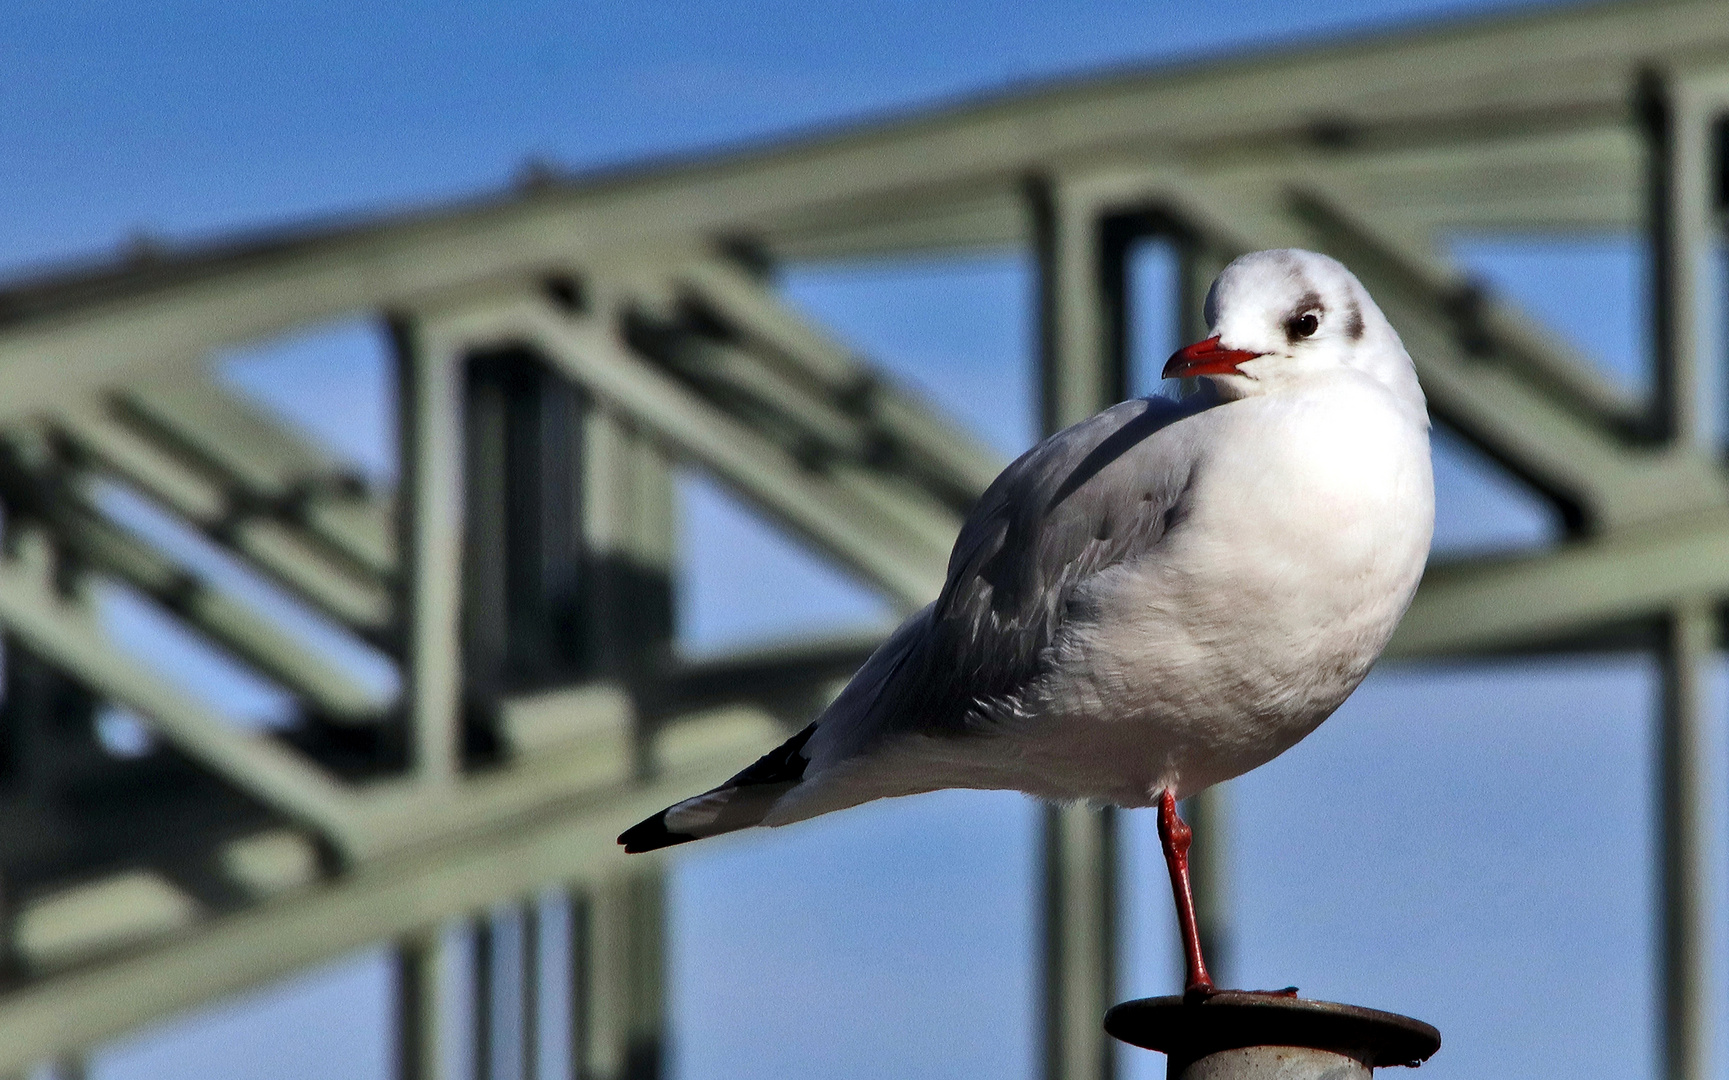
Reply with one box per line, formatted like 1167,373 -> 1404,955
0,0 -> 1581,273
5,0 -> 1722,1078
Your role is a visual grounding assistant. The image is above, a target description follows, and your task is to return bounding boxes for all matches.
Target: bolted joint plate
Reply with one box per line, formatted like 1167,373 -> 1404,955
1105,992 -> 1440,1078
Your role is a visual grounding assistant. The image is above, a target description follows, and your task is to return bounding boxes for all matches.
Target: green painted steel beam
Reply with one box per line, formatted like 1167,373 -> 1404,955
0,713 -> 774,1075
392,317 -> 465,786
36,482 -> 387,723
676,258 -> 1006,499
423,297 -> 955,609
53,400 -> 395,633
1389,510 -> 1729,658
117,374 -> 396,579
0,528 -> 364,849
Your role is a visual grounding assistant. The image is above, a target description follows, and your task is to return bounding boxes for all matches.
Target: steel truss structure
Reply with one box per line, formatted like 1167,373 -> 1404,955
1,1 -> 1727,1077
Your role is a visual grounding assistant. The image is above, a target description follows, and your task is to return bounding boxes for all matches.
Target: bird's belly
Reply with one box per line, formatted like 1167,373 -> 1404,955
1026,414 -> 1432,804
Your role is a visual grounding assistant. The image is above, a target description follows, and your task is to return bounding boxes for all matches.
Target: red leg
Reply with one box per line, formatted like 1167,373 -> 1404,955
1158,790 -> 1216,1000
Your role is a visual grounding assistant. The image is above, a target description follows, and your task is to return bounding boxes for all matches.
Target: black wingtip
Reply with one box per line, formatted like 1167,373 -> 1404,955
618,812 -> 699,854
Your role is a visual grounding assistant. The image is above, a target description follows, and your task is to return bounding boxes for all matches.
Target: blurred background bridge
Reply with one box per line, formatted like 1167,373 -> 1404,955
1,1 -> 1728,1078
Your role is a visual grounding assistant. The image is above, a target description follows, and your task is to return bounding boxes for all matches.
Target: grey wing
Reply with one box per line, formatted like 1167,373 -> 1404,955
617,393 -> 1217,851
807,392 -> 1216,763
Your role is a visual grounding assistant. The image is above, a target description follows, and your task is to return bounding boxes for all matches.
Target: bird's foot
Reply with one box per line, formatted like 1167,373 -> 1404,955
1182,984 -> 1300,1004
1182,981 -> 1220,1005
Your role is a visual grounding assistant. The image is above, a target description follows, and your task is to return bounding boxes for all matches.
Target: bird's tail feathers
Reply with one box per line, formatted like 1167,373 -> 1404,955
619,612 -> 935,854
617,724 -> 817,853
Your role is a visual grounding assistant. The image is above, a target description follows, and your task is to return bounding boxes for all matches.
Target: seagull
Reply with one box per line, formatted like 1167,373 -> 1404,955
620,248 -> 1434,998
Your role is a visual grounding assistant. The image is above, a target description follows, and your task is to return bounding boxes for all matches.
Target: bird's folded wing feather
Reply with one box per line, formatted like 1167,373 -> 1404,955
806,393 -> 1216,766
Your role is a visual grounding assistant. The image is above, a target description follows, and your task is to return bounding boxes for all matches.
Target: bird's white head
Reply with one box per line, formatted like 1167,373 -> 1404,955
1165,248 -> 1425,419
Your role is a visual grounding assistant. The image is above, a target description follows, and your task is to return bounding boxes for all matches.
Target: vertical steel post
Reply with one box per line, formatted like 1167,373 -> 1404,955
521,899 -> 540,1080
397,929 -> 452,1080
576,874 -> 666,1080
393,319 -> 466,786
580,406 -> 675,697
574,347 -> 673,1079
1647,66 -> 1727,1080
1659,603 -> 1716,1080
1030,174 -> 1124,436
1180,790 -> 1229,989
567,889 -> 592,1080
1028,172 -> 1121,1080
472,914 -> 495,1080
462,347 -> 589,696
1647,71 -> 1723,450
1042,804 -> 1118,1080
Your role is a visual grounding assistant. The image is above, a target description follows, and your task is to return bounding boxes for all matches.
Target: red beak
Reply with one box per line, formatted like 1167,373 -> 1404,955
1163,336 -> 1263,380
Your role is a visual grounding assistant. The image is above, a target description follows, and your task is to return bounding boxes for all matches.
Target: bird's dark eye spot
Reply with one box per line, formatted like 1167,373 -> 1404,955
1288,312 -> 1320,340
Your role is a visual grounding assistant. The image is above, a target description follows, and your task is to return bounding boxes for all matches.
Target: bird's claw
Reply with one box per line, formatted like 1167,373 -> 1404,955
1182,983 -> 1300,1004
1182,982 -> 1220,1005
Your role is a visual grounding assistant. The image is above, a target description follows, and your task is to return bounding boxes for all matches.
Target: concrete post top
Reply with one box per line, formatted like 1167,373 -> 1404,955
1104,991 -> 1441,1075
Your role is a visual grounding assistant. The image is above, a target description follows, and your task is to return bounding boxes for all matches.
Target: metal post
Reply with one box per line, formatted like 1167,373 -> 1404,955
623,873 -> 665,1080
397,929 -> 452,1080
1028,173 -> 1123,438
1646,70 -> 1724,450
521,899 -> 540,1080
567,889 -> 592,1080
472,914 -> 495,1080
1179,792 -> 1229,988
579,405 -> 675,699
575,387 -> 671,1080
579,873 -> 665,1080
1658,603 -> 1716,1080
1028,172 -> 1121,1080
393,319 -> 466,785
1106,993 -> 1440,1078
460,351 -> 514,702
463,347 -> 589,698
1647,67 -> 1726,1080
1042,805 -> 1117,1080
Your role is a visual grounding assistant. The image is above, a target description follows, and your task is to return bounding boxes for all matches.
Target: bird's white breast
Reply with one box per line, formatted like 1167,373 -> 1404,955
1030,375 -> 1433,804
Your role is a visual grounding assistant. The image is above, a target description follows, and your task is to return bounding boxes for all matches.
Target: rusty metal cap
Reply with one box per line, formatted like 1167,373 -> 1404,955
1104,991 -> 1441,1070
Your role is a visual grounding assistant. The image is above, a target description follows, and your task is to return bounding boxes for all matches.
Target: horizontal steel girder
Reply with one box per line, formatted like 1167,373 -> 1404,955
1390,509 -> 1729,657
0,709 -> 776,1075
